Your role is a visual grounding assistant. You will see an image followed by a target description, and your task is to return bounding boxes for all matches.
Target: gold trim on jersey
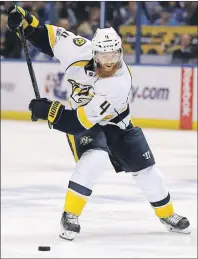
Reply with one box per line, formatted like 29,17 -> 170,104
77,106 -> 94,129
71,61 -> 89,67
120,105 -> 128,113
103,114 -> 114,121
128,66 -> 132,76
102,105 -> 127,121
46,24 -> 55,49
66,60 -> 90,71
67,134 -> 79,162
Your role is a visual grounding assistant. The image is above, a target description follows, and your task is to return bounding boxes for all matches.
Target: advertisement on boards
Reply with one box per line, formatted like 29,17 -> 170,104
129,66 -> 180,121
1,61 -> 197,130
180,67 -> 194,130
1,62 -> 33,111
1,62 -> 66,112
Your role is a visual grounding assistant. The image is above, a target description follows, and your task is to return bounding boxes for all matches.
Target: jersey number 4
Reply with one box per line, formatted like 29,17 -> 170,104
100,101 -> 110,115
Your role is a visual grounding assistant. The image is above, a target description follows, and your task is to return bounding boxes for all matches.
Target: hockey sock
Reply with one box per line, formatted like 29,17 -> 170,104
132,165 -> 174,218
64,181 -> 92,216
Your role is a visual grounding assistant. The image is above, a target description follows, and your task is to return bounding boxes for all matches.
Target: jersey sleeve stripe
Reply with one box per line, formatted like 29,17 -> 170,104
128,67 -> 132,76
46,24 -> 55,49
72,61 -> 89,67
77,106 -> 94,129
66,60 -> 89,71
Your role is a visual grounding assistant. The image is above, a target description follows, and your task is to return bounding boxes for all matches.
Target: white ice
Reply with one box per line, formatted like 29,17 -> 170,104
1,120 -> 197,258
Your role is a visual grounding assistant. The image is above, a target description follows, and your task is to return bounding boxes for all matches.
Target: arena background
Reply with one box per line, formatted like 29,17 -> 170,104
1,1 -> 197,130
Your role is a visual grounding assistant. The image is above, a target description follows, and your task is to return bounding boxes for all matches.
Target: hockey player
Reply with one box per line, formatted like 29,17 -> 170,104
8,5 -> 191,240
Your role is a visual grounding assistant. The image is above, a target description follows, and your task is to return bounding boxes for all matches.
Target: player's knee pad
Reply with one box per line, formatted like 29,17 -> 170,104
131,165 -> 161,177
131,165 -> 169,202
70,149 -> 109,191
64,149 -> 108,216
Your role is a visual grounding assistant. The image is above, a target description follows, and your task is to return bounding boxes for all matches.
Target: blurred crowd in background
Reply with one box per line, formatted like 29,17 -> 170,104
0,1 -> 198,64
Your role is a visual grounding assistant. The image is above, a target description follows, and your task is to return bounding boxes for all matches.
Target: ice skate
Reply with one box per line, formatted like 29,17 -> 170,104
59,212 -> 81,241
160,213 -> 191,234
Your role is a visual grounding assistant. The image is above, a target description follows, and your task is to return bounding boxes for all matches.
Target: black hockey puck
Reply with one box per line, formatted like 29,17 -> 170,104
38,246 -> 50,251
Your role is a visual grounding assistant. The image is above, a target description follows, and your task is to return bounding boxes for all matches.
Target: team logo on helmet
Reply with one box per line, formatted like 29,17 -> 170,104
73,38 -> 86,46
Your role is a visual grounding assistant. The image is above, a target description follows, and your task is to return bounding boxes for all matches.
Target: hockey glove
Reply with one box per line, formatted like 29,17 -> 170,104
8,4 -> 39,32
29,98 -> 65,124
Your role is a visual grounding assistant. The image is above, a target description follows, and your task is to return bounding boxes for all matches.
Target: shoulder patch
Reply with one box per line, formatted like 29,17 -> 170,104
73,38 -> 86,47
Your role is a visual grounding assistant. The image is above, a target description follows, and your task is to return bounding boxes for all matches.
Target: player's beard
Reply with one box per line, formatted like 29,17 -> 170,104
96,62 -> 120,78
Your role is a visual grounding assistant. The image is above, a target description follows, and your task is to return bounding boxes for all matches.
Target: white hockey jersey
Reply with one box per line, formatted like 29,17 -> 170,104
46,25 -> 132,130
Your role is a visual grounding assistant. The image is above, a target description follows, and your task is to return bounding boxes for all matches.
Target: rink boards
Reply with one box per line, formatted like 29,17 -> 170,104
1,61 -> 197,130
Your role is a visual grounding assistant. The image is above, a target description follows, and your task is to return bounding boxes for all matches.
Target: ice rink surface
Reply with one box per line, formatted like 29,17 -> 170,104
1,120 -> 197,258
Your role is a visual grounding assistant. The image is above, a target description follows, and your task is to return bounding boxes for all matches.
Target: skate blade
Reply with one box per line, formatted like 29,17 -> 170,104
59,229 -> 78,241
163,222 -> 191,234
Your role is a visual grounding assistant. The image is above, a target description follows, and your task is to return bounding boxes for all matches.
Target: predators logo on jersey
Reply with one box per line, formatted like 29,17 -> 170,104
73,38 -> 86,46
68,79 -> 95,107
80,136 -> 93,146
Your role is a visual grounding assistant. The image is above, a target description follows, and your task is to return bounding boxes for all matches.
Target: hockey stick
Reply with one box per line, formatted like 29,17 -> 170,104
11,1 -> 41,121
17,26 -> 41,100
18,26 -> 53,126
12,3 -> 52,126
11,2 -> 40,100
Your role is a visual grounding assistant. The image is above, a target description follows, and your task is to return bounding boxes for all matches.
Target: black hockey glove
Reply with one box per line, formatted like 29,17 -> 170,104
29,98 -> 65,124
8,4 -> 39,32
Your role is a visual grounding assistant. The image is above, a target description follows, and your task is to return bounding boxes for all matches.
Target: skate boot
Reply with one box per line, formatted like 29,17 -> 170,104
160,213 -> 191,234
59,212 -> 81,241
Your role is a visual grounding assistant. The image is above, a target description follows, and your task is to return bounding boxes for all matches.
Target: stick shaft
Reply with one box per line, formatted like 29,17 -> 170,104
18,26 -> 40,99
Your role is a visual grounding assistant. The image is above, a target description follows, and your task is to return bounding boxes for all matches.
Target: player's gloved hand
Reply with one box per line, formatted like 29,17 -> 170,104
29,98 -> 65,125
7,4 -> 39,32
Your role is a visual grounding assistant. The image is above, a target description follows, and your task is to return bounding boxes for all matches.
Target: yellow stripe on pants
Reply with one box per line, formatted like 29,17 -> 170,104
67,134 -> 79,162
